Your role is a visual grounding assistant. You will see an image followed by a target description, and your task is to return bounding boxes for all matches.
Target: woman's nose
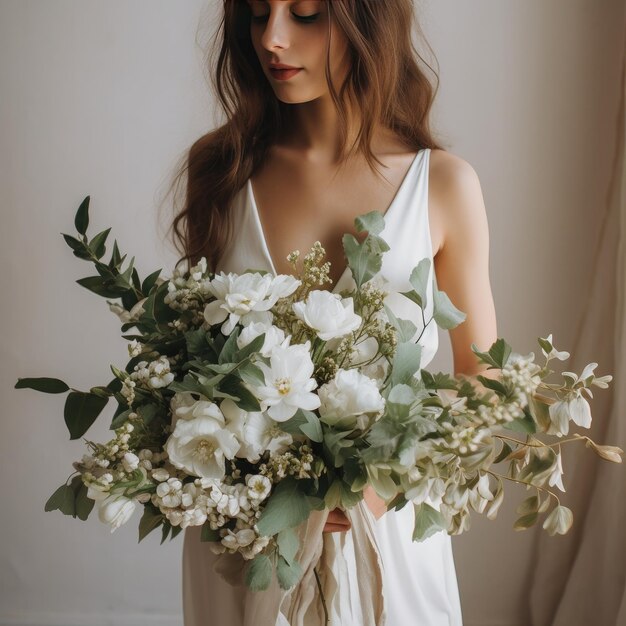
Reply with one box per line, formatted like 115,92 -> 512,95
259,12 -> 292,52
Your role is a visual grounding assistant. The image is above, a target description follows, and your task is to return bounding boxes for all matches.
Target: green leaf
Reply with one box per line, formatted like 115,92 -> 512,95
142,268 -> 162,295
76,276 -> 126,298
276,527 -> 299,565
246,554 -> 273,591
61,233 -> 90,259
516,495 -> 539,516
494,441 -> 514,464
506,412 -> 537,434
256,476 -> 312,536
299,410 -> 323,443
74,196 -> 90,235
88,227 -> 112,259
390,342 -> 422,386
239,362 -> 266,388
138,506 -> 163,542
276,555 -> 303,590
160,522 -> 172,544
513,511 -> 538,531
200,522 -> 220,542
45,484 -> 75,516
472,338 -> 512,369
219,375 -> 261,412
14,377 -> 69,394
64,391 -> 109,439
432,288 -> 466,330
170,525 -> 183,541
234,332 -> 266,362
218,327 -> 241,365
400,258 -> 431,310
74,482 -> 95,521
412,502 -> 447,541
354,209 -> 385,235
383,304 -> 417,343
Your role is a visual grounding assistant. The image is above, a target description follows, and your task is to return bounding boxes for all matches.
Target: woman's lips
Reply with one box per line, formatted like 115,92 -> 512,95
269,67 -> 302,80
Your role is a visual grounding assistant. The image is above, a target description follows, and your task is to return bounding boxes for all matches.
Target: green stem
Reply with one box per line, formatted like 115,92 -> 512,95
313,566 -> 329,625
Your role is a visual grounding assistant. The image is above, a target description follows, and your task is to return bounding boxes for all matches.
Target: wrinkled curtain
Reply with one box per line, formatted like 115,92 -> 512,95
529,40 -> 626,626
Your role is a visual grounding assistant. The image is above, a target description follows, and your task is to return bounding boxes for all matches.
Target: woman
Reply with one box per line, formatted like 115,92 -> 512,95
168,1 -> 498,624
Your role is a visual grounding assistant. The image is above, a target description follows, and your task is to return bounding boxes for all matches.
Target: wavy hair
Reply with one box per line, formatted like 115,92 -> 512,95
165,0 -> 444,272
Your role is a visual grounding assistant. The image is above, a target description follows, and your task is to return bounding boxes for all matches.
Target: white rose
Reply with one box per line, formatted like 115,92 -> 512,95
97,492 -> 136,533
318,368 -> 385,430
292,290 -> 362,341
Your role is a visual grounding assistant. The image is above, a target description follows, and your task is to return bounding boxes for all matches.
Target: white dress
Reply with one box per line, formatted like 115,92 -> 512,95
182,148 -> 464,626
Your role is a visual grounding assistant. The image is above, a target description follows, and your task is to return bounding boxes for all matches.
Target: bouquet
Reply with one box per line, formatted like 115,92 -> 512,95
16,196 -> 623,597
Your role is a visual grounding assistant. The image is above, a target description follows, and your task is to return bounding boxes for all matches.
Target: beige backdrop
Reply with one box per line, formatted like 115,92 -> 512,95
1,1 -> 624,625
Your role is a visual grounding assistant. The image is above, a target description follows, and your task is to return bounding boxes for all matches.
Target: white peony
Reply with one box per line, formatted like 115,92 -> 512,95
203,271 -> 300,335
165,401 -> 240,479
318,368 -> 385,430
97,491 -> 137,533
236,321 -> 286,358
251,338 -> 321,421
292,290 -> 362,341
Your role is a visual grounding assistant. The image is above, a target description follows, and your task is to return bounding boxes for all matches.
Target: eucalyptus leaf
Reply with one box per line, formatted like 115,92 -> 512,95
390,342 -> 422,387
432,288 -> 466,330
74,196 -> 90,235
88,227 -> 112,259
245,554 -> 273,591
412,502 -> 446,541
256,476 -> 312,536
276,527 -> 299,565
276,555 -> 303,590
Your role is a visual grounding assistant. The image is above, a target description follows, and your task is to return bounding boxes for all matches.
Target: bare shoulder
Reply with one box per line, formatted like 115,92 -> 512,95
428,148 -> 488,255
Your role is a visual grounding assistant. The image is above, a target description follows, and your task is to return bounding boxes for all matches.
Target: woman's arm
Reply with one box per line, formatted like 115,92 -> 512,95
430,149 -> 498,378
363,150 -> 500,521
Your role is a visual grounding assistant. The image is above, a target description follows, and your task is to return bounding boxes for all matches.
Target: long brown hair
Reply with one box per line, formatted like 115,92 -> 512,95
165,0 -> 444,273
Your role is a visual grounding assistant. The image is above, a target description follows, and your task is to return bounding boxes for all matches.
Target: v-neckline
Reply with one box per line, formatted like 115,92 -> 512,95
247,149 -> 424,293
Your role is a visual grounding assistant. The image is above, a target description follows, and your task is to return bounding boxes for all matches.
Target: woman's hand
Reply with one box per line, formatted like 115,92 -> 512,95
323,507 -> 352,533
363,484 -> 388,520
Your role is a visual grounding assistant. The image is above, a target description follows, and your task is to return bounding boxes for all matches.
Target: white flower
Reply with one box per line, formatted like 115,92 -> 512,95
318,368 -> 385,430
203,271 -> 300,335
165,402 -> 240,479
156,477 -> 183,508
121,452 -> 140,473
245,411 -> 294,455
348,336 -> 388,383
542,504 -> 573,536
151,468 -> 170,482
220,398 -> 266,462
251,338 -> 321,421
246,474 -> 272,501
108,297 -> 148,324
541,334 -> 570,361
97,492 -> 137,533
548,450 -> 566,492
292,290 -> 362,341
222,528 -> 257,551
240,535 -> 271,559
568,395 -> 592,429
237,321 -> 286,358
